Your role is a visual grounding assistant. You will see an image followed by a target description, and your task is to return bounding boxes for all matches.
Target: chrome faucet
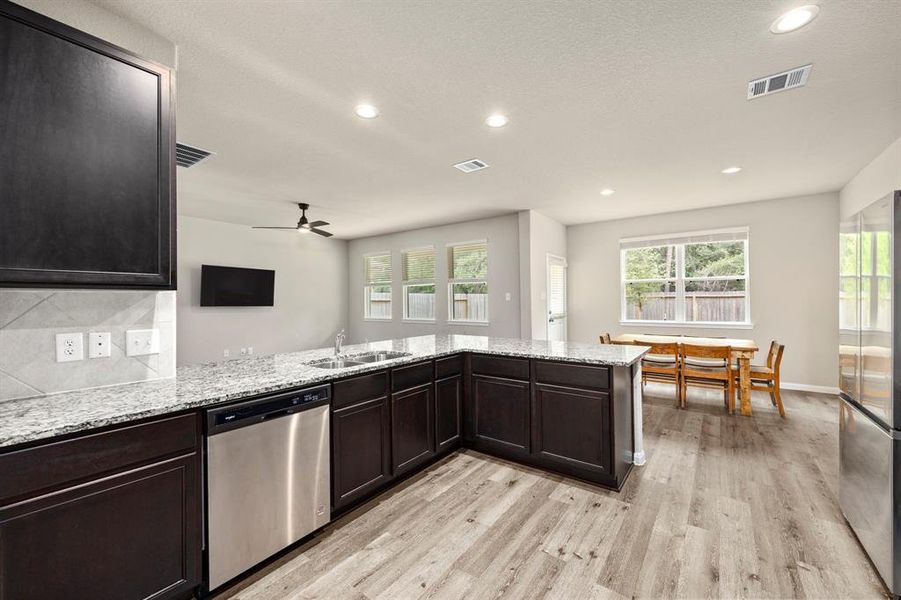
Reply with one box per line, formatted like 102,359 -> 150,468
334,329 -> 346,357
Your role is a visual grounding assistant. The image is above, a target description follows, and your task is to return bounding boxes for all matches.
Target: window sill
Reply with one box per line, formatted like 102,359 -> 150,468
363,317 -> 392,322
402,318 -> 436,324
448,320 -> 490,327
619,320 -> 754,330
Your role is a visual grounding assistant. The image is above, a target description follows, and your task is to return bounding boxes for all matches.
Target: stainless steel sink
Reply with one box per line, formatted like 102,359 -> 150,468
306,350 -> 411,369
306,357 -> 366,369
351,351 -> 412,363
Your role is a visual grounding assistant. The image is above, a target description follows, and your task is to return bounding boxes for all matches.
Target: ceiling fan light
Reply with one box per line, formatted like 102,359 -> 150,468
298,227 -> 310,234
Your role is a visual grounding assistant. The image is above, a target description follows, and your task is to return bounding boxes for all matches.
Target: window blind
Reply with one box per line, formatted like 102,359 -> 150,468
449,241 -> 488,279
402,247 -> 435,282
364,253 -> 392,284
548,262 -> 566,315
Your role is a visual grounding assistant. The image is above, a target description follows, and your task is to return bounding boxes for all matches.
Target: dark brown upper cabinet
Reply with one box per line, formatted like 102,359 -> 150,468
0,1 -> 176,289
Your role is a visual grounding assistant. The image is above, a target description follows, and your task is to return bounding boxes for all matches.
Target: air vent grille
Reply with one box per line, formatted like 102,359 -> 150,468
453,159 -> 489,173
176,142 -> 214,168
747,64 -> 812,100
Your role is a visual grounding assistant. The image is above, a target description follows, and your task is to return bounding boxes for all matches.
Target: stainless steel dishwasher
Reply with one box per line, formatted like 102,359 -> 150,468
205,385 -> 331,590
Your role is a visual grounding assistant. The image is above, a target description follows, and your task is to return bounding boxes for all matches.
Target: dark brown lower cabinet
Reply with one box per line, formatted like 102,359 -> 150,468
470,374 -> 531,458
435,375 -> 462,452
391,383 -> 435,475
331,396 -> 392,511
532,383 -> 611,479
0,414 -> 201,600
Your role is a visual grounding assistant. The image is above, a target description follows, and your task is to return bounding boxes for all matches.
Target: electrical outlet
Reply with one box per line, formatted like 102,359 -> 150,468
247,347 -> 253,355
505,292 -> 512,301
126,328 -> 160,357
223,349 -> 230,358
88,332 -> 111,359
240,347 -> 247,356
56,332 -> 84,363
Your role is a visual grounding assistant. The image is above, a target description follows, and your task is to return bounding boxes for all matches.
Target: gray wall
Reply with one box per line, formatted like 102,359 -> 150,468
840,135 -> 901,218
15,0 -> 176,67
347,214 -> 521,343
567,192 -> 839,389
526,211 -> 567,340
176,216 -> 348,365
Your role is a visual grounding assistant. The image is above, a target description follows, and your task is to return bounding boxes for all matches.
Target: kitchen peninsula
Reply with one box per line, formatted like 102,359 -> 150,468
0,334 -> 647,598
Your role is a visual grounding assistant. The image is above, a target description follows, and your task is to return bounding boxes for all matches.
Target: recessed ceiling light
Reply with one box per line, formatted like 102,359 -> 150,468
770,5 -> 819,34
721,166 -> 742,174
354,104 -> 379,119
600,188 -> 615,196
485,114 -> 509,128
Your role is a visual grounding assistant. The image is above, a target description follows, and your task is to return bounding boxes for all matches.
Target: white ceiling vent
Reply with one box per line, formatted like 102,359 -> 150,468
453,158 -> 489,173
176,142 -> 214,168
747,64 -> 812,100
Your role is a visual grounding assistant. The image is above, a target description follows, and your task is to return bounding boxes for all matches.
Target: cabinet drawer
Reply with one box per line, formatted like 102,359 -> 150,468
392,361 -> 433,392
0,413 -> 198,504
534,360 -> 610,391
471,354 -> 529,381
435,354 -> 464,379
333,371 -> 389,409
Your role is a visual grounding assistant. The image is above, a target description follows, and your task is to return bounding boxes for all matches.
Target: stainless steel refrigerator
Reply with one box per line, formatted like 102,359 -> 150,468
839,190 -> 901,596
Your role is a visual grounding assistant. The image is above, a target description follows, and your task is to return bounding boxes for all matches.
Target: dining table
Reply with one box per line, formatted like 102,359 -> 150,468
611,333 -> 759,416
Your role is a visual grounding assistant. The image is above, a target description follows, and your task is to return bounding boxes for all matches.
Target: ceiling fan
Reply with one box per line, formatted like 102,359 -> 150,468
252,203 -> 333,237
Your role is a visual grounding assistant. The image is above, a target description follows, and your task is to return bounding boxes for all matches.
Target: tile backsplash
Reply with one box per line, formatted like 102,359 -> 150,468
0,290 -> 176,401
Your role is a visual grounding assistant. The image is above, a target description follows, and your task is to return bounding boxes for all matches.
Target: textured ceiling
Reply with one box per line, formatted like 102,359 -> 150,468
94,0 -> 901,239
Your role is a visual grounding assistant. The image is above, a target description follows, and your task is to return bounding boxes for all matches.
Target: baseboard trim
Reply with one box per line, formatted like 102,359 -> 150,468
780,382 -> 840,395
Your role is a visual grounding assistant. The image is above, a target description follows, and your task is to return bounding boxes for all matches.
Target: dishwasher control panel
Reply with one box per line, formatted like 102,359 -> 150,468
206,384 -> 330,434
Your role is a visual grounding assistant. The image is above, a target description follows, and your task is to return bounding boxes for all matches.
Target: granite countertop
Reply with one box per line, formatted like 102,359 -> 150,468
0,334 -> 648,449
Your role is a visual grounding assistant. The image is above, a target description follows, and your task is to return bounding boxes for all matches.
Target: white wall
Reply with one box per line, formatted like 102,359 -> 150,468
567,193 -> 839,388
176,217 -> 348,365
840,136 -> 901,218
347,215 -> 521,343
518,210 -> 567,340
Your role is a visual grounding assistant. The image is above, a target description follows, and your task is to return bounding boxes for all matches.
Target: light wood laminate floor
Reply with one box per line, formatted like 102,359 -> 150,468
216,386 -> 888,600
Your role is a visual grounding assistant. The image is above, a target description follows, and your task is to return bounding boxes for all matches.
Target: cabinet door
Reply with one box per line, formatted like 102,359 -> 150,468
0,3 -> 175,289
0,453 -> 200,600
435,375 -> 462,452
471,374 -> 531,458
391,383 -> 435,475
331,396 -> 391,511
532,383 -> 611,478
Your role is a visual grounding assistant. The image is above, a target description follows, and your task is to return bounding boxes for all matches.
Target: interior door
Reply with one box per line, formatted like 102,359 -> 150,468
546,254 -> 567,341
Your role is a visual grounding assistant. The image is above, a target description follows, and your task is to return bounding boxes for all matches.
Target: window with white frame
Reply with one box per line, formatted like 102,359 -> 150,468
402,246 -> 436,321
364,253 -> 392,320
620,228 -> 750,325
448,240 -> 488,323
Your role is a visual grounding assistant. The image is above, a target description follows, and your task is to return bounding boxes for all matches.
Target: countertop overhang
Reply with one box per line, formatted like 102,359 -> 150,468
0,335 -> 648,449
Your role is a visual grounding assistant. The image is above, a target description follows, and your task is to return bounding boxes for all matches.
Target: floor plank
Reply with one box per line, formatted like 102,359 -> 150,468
216,386 -> 890,600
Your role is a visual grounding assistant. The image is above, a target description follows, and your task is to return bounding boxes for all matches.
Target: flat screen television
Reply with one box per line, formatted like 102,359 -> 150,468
200,265 -> 275,307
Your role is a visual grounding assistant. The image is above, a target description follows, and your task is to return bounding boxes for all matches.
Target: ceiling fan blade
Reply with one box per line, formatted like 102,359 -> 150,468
253,226 -> 298,230
308,220 -> 329,228
311,228 -> 333,238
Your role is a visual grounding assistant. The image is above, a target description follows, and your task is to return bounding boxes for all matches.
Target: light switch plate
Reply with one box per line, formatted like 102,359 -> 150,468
56,332 -> 84,363
126,328 -> 160,357
88,332 -> 111,359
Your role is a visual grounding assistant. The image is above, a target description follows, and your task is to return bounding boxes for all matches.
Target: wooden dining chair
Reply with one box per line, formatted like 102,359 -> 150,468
640,342 -> 681,406
739,341 -> 786,417
680,344 -> 734,411
599,332 -> 612,344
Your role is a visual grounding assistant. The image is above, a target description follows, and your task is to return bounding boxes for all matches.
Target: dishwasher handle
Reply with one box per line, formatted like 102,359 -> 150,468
206,385 -> 330,435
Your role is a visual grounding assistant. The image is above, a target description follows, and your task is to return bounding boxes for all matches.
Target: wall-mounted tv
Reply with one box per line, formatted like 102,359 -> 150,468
200,265 -> 275,307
